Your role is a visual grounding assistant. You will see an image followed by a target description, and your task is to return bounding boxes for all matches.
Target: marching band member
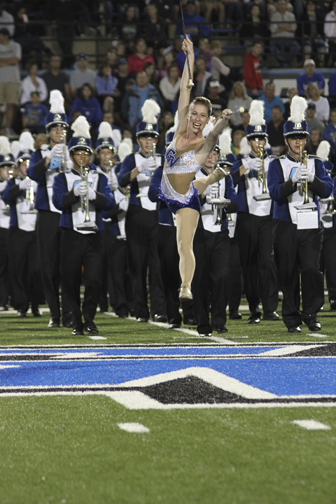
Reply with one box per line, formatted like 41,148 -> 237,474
118,99 -> 167,323
268,96 -> 332,333
317,141 -> 336,311
26,90 -> 73,329
52,116 -> 115,336
230,100 -> 279,324
0,137 -> 15,311
2,136 -> 43,317
95,121 -> 120,313
158,36 -> 230,302
194,137 -> 238,335
101,139 -> 135,318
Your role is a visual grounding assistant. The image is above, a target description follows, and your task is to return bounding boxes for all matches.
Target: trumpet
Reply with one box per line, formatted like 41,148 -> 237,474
76,160 -> 98,232
299,141 -> 309,204
255,138 -> 267,194
58,126 -> 68,173
23,160 -> 36,213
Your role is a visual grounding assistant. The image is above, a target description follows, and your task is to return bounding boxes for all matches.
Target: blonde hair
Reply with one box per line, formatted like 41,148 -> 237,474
229,81 -> 248,101
210,40 -> 222,50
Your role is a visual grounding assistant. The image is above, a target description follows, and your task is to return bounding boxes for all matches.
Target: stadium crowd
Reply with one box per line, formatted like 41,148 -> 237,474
0,0 -> 336,336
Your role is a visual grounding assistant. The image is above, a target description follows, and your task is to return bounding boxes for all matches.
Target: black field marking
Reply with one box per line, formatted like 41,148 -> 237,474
290,343 -> 336,357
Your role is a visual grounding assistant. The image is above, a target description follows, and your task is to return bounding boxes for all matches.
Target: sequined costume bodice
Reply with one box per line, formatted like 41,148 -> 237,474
163,138 -> 202,175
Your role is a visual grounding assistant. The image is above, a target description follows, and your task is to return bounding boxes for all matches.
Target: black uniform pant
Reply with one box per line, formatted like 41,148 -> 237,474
60,228 -> 102,328
0,227 -> 9,307
229,237 -> 242,313
8,226 -> 42,313
273,219 -> 324,328
158,224 -> 194,325
193,229 -> 230,333
126,206 -> 166,319
237,213 -> 278,315
104,231 -> 133,317
37,211 -> 71,321
320,226 -> 336,302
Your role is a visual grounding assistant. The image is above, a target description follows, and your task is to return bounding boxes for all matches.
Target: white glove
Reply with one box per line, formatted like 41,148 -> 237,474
74,181 -> 87,197
291,166 -> 301,184
19,178 -> 35,191
109,171 -> 119,191
300,167 -> 314,182
146,157 -> 157,171
242,157 -> 254,175
88,187 -> 96,200
119,198 -> 128,212
48,144 -> 64,159
254,157 -> 263,171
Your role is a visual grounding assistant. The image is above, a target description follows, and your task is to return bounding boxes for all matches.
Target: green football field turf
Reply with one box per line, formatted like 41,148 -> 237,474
0,305 -> 335,504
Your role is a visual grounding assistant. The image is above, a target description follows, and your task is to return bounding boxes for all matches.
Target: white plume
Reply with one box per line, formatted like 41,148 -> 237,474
71,116 -> 91,138
316,140 -> 331,161
19,131 -> 35,152
11,141 -> 21,159
289,96 -> 307,123
118,139 -> 133,162
111,128 -> 121,148
49,90 -> 65,114
141,99 -> 161,124
219,128 -> 232,155
239,136 -> 251,156
0,136 -> 12,155
98,121 -> 113,139
249,100 -> 265,126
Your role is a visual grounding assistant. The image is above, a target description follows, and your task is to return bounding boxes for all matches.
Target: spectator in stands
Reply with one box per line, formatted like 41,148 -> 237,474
159,62 -> 181,112
104,49 -> 119,75
297,59 -> 325,97
144,61 -> 158,87
193,56 -> 212,98
299,0 -> 327,68
231,129 -> 245,156
96,64 -> 119,114
225,0 -> 244,31
176,0 -> 211,42
324,0 -> 336,66
157,109 -> 174,150
243,40 -> 264,97
267,0 -> 294,18
198,38 -> 212,71
240,4 -> 270,50
155,0 -> 175,29
323,108 -> 336,154
20,62 -> 48,106
283,87 -> 298,119
227,81 -> 252,129
306,81 -> 330,123
121,70 -> 163,130
69,53 -> 96,99
269,0 -> 301,68
68,83 -> 103,139
46,0 -> 81,69
201,0 -> 225,27
117,4 -> 141,52
22,91 -> 49,135
266,105 -> 286,155
156,50 -> 176,80
328,71 -> 336,107
13,4 -> 53,69
257,81 -> 285,123
306,127 -> 323,154
127,38 -> 156,77
115,58 -> 131,96
209,40 -> 231,97
41,55 -> 71,108
0,2 -> 14,37
144,2 -> 167,56
306,102 -> 326,134
0,27 -> 21,138
206,80 -> 227,117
